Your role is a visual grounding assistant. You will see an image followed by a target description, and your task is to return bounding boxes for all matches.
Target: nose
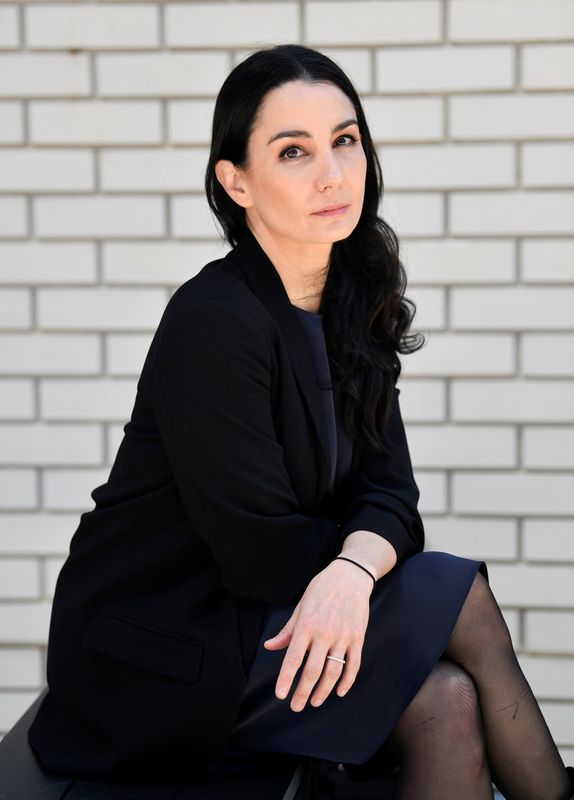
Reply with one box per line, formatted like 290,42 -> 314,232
315,150 -> 344,191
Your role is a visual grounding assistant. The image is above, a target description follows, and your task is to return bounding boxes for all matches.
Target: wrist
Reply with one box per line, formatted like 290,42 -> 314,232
333,555 -> 377,592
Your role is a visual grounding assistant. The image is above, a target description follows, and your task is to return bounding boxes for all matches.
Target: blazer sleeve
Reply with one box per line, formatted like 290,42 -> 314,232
337,387 -> 425,567
150,298 -> 344,606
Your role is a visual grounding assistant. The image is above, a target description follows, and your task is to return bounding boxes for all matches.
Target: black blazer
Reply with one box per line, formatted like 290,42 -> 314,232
27,227 -> 425,778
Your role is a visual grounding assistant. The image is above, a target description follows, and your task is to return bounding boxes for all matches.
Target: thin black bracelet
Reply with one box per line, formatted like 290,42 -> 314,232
335,556 -> 376,588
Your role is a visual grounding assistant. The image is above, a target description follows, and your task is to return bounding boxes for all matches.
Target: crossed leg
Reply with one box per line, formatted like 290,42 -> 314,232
382,571 -> 571,800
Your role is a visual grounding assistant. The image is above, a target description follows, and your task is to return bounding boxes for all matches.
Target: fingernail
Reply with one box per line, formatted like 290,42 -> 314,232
277,686 -> 287,699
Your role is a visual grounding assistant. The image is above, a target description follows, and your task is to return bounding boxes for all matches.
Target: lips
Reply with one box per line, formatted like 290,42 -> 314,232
314,203 -> 348,213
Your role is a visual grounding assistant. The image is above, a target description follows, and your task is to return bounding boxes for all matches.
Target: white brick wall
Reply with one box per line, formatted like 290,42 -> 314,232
0,0 -> 572,771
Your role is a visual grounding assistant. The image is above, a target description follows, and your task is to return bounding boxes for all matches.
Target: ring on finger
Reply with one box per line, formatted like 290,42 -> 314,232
325,654 -> 346,664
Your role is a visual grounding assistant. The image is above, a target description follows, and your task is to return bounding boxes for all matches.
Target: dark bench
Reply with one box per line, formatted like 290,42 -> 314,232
0,688 -> 400,799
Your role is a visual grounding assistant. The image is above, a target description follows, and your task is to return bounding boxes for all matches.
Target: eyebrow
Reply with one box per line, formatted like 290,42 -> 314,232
266,118 -> 359,146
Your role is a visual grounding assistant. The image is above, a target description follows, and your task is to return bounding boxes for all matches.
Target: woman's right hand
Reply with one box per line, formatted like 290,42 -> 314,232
262,558 -> 373,712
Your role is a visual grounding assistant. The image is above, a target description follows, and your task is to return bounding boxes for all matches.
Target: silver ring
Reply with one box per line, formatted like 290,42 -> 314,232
326,655 -> 346,664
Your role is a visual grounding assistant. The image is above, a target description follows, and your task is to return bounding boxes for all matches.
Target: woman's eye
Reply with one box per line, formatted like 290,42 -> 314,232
279,134 -> 357,162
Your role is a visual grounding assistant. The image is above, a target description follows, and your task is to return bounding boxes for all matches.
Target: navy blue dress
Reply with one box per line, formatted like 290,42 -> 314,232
209,306 -> 489,778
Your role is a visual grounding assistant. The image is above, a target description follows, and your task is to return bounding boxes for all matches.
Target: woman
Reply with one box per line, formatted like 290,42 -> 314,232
28,44 -> 573,800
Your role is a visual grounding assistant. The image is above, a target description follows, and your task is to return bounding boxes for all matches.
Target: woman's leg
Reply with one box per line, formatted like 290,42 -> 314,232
442,570 -> 571,800
383,658 -> 495,799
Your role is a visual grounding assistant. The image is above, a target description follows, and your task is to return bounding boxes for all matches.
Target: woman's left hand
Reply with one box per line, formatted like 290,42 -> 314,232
262,559 -> 373,712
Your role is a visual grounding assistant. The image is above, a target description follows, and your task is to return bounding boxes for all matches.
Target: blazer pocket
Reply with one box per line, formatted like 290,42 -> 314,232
81,611 -> 204,684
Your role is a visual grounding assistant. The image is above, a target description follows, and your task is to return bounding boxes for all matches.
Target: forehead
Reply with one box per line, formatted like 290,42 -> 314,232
254,80 -> 356,133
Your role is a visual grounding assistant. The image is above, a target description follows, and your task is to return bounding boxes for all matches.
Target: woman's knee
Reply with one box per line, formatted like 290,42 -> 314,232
389,659 -> 483,746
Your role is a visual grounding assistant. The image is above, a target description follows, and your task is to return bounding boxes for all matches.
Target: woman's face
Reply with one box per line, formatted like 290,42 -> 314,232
227,80 -> 367,246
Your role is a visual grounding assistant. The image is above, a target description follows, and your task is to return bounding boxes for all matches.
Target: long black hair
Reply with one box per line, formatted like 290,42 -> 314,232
205,43 -> 425,452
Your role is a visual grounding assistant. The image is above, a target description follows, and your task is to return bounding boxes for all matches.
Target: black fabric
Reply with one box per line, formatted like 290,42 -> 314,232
27,227 -> 425,778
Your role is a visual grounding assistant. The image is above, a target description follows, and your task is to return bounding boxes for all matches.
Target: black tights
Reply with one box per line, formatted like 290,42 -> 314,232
351,571 -> 572,800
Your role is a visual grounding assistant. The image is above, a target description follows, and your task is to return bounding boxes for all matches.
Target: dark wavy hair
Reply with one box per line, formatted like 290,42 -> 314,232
205,43 -> 426,452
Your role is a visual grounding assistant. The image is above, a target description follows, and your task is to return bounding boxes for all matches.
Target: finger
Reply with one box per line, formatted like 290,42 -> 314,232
334,641 -> 362,698
309,642 -> 348,707
275,633 -> 310,701
289,640 -> 331,712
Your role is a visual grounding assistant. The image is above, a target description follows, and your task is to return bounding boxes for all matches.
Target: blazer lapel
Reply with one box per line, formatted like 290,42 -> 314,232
227,227 -> 332,494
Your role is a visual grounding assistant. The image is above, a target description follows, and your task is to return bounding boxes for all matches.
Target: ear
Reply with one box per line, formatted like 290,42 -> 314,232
214,159 -> 252,209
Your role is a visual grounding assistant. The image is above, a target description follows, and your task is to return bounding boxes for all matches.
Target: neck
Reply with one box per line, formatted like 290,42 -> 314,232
248,224 -> 331,314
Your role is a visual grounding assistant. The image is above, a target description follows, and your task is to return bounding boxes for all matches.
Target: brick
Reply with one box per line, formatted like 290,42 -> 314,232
306,1 -> 440,45
105,333 -> 153,375
314,49 -> 371,94
0,691 -> 39,733
521,334 -> 574,376
380,143 -> 514,189
407,425 -> 516,468
0,423 -> 102,466
402,334 -> 514,376
450,191 -> 574,235
167,99 -> 215,145
0,602 -> 52,644
0,649 -> 42,689
487,564 -> 574,607
34,196 -> 165,238
453,472 -> 574,516
526,611 -> 574,653
0,514 -> 76,555
403,239 -> 515,285
0,559 -> 39,599
45,556 -> 66,599
451,287 -> 574,330
424,517 -> 518,560
395,379 -> 445,422
171,196 -> 229,239
101,147 -> 207,192
416,471 -> 447,514
38,287 -> 166,330
103,241 -> 223,285
0,149 -> 93,192
26,4 -> 158,49
0,197 -> 26,237
523,427 -> 574,469
376,45 -> 513,92
0,470 -> 36,510
30,101 -> 162,145
0,288 -> 31,329
166,2 -> 298,47
524,520 -> 574,562
518,655 -> 574,699
0,242 -> 96,285
0,54 -> 90,97
401,287 -> 444,330
97,53 -> 228,97
450,0 -> 574,41
523,43 -> 574,89
539,702 -> 574,745
451,379 -> 574,422
0,102 -> 22,143
43,468 -> 109,511
523,143 -> 574,187
40,378 -> 137,421
382,192 -> 443,236
521,240 -> 574,283
0,333 -> 100,375
451,94 -> 574,139
362,97 -> 443,142
0,379 -> 34,419
0,7 -> 18,48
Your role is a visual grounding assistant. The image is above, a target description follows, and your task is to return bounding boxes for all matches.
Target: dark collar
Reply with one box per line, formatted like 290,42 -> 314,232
227,227 -> 332,486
